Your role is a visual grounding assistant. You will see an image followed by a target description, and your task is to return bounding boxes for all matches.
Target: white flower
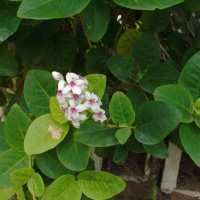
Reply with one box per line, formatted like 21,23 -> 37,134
92,109 -> 107,123
52,71 -> 64,81
65,99 -> 87,120
63,73 -> 85,95
85,91 -> 102,112
56,80 -> 70,108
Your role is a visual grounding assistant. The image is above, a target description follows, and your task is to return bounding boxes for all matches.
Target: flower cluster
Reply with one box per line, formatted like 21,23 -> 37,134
52,71 -> 107,128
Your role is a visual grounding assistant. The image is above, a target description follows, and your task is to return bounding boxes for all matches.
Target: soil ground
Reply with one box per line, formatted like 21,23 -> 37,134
104,152 -> 200,200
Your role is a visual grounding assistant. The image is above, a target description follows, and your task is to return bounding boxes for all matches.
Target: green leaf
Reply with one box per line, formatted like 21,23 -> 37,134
57,133 -> 90,171
113,145 -> 128,165
0,48 -> 19,77
0,186 -> 17,200
27,173 -> 44,197
16,30 -> 47,66
78,171 -> 126,200
135,101 -> 182,145
180,123 -> 200,166
50,97 -> 67,125
0,149 -> 29,187
42,175 -> 82,200
178,51 -> 200,100
10,168 -> 34,187
4,104 -> 31,152
45,32 -> 77,71
109,92 -> 135,126
143,141 -> 169,159
194,98 -> 200,115
36,150 -> 74,179
169,128 -> 185,151
85,48 -> 108,74
83,0 -> 110,42
24,69 -> 57,117
0,122 -> 10,155
195,115 -> 200,128
107,56 -> 134,84
113,0 -> 183,10
140,62 -> 179,93
115,128 -> 132,145
180,0 -> 200,12
74,120 -> 119,147
126,87 -> 146,114
24,114 -> 69,155
116,29 -> 141,57
0,4 -> 21,42
0,90 -> 6,106
85,74 -> 106,99
125,136 -> 146,153
154,84 -> 194,123
132,33 -> 161,69
140,9 -> 170,32
17,0 -> 90,19
16,187 -> 26,200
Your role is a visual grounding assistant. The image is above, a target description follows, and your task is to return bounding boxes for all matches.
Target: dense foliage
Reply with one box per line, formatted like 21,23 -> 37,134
0,0 -> 200,199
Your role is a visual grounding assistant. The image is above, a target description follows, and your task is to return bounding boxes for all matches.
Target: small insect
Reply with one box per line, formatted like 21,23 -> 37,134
48,125 -> 63,140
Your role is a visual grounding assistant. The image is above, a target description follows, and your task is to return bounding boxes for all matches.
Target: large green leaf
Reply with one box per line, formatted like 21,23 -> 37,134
140,62 -> 179,93
126,87 -> 146,114
83,0 -> 110,42
16,30 -> 47,66
113,0 -> 184,10
42,175 -> 82,200
24,69 -> 57,117
57,133 -> 90,171
135,101 -> 182,145
132,33 -> 160,69
0,123 -> 10,155
27,173 -> 44,197
0,48 -> 19,77
78,171 -> 126,200
178,51 -> 200,101
109,92 -> 135,126
85,74 -> 106,99
45,32 -> 77,71
0,149 -> 29,187
180,0 -> 200,12
143,141 -> 169,159
140,9 -> 170,32
85,48 -> 108,74
10,168 -> 34,187
180,123 -> 200,166
24,114 -> 69,155
107,56 -> 134,84
36,150 -> 74,179
0,4 -> 21,42
125,136 -> 146,153
116,29 -> 141,56
17,0 -> 90,19
74,120 -> 119,147
4,104 -> 31,152
154,84 -> 194,123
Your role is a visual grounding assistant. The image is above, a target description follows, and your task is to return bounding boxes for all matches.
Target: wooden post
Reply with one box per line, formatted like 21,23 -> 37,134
161,142 -> 182,193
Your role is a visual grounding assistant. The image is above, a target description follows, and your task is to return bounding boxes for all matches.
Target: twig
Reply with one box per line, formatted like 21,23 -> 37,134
155,34 -> 172,60
177,8 -> 195,38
